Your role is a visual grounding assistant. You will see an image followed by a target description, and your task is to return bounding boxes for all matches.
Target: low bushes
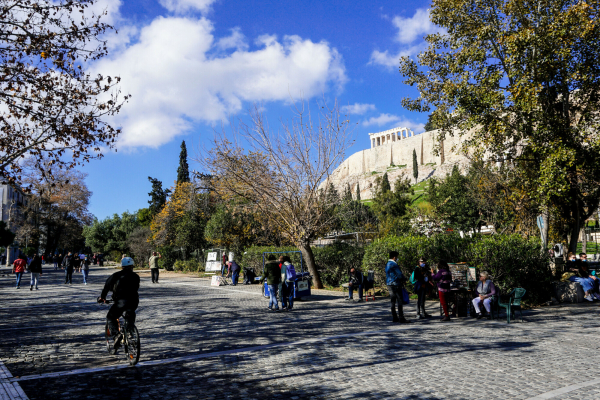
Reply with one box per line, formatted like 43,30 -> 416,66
362,234 -> 551,304
173,259 -> 204,273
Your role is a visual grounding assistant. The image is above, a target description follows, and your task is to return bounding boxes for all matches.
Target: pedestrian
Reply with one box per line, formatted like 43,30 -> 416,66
81,255 -> 91,285
53,254 -> 60,270
221,253 -> 228,276
432,260 -> 453,322
260,255 -> 281,311
227,260 -> 241,286
281,256 -> 297,311
412,257 -> 433,319
149,251 -> 162,283
28,254 -> 42,290
12,254 -> 27,289
347,267 -> 364,302
385,251 -> 411,323
62,252 -> 75,284
41,254 -> 45,265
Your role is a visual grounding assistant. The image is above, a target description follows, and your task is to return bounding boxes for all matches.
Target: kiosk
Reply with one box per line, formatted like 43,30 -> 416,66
261,251 -> 312,300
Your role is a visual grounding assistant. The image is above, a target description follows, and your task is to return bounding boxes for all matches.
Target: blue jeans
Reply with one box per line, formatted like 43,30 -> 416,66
349,284 -> 363,299
82,269 -> 89,284
570,276 -> 594,292
30,273 -> 40,288
15,272 -> 23,287
281,281 -> 294,309
268,285 -> 279,309
231,271 -> 239,286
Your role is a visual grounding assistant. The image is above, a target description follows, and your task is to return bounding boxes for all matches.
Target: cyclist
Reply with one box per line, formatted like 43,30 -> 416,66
98,257 -> 140,350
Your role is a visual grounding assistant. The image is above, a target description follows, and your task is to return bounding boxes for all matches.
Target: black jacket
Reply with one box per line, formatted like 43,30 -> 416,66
62,254 -> 75,270
349,271 -> 363,286
101,269 -> 140,301
29,257 -> 42,273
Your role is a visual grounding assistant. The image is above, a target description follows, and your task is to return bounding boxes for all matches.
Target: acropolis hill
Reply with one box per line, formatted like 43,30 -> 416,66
325,126 -> 470,200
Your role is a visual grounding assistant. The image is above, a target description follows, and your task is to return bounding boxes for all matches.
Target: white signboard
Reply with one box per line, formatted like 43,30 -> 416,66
298,280 -> 309,291
211,276 -> 222,286
207,252 -> 217,262
206,261 -> 221,272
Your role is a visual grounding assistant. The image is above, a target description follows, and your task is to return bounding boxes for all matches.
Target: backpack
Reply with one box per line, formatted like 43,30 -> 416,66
409,267 -> 418,285
286,263 -> 297,281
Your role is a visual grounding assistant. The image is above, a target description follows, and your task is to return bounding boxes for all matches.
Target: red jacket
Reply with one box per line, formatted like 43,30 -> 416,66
13,259 -> 26,273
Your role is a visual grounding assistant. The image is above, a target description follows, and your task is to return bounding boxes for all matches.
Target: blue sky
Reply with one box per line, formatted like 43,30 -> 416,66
82,0 -> 439,219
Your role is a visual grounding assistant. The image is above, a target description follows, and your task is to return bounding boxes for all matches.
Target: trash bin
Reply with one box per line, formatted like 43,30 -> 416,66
293,272 -> 312,299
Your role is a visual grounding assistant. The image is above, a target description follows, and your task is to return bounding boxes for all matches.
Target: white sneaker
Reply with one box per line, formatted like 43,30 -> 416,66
584,295 -> 593,302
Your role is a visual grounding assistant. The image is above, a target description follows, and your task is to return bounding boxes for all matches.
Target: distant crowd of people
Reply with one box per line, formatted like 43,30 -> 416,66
10,252 -> 104,289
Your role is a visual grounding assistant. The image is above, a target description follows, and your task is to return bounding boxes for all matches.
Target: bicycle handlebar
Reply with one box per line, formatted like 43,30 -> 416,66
97,297 -> 113,304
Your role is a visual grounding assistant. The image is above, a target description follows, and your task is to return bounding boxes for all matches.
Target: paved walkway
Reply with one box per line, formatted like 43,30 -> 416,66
1,266 -> 600,399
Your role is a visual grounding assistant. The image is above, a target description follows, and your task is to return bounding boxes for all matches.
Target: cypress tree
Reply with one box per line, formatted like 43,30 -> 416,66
355,183 -> 361,202
413,148 -> 419,184
343,183 -> 353,202
177,140 -> 190,183
380,172 -> 391,193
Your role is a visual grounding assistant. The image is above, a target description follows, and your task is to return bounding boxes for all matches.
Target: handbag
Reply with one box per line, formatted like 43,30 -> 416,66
401,288 -> 410,305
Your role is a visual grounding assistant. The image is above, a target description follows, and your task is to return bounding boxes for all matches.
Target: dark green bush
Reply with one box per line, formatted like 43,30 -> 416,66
173,259 -> 203,272
157,246 -> 177,271
313,243 -> 365,287
362,234 -> 551,304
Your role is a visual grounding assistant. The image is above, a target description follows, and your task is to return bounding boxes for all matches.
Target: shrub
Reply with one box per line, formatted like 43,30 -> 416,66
173,259 -> 203,272
157,246 -> 177,271
362,234 -> 551,304
312,243 -> 365,287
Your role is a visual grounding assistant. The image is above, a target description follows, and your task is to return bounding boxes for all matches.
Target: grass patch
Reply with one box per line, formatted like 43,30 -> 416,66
576,242 -> 600,254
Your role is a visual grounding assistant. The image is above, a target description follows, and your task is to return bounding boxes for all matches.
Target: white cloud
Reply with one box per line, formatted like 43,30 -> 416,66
95,17 -> 347,148
392,9 -> 437,44
370,9 -> 442,69
159,0 -> 217,14
362,113 -> 424,133
216,27 -> 248,51
341,103 -> 376,115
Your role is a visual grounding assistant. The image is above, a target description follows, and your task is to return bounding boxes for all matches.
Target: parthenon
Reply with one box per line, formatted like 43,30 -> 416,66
369,127 -> 414,148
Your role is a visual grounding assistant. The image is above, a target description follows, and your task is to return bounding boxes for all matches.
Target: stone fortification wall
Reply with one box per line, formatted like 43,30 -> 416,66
325,128 -> 469,200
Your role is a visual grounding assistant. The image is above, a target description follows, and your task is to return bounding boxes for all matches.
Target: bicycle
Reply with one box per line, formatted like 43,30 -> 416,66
98,298 -> 141,366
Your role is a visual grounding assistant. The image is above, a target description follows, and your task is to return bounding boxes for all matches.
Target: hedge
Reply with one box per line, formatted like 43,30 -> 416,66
362,234 -> 551,305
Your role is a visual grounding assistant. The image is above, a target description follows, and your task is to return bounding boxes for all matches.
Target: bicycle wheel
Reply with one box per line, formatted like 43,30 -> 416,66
104,323 -> 112,354
124,324 -> 140,366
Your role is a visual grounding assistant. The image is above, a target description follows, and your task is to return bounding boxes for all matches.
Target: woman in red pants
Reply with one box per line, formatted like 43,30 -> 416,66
432,260 -> 453,321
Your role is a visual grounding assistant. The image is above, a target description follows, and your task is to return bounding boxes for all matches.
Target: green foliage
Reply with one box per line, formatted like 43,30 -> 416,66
173,259 -> 203,273
355,183 -> 361,202
399,0 -> 600,253
423,113 -> 437,132
0,221 -> 15,248
362,234 -> 551,304
205,204 -> 258,254
157,246 -> 177,271
372,177 -> 413,236
412,149 -> 418,183
312,243 -> 365,287
22,247 -> 37,257
147,177 -> 170,216
177,140 -> 190,184
379,172 -> 391,193
429,165 -> 481,232
83,211 -> 142,255
137,208 -> 153,227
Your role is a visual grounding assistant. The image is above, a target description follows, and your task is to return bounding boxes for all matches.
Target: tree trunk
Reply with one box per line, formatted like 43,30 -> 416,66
582,226 -> 587,254
298,242 -> 323,289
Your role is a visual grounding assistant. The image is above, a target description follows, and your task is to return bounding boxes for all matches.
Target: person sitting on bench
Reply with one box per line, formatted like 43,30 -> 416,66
472,271 -> 497,319
347,268 -> 364,302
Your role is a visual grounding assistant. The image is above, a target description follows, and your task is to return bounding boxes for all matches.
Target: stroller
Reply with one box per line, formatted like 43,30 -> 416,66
243,267 -> 257,285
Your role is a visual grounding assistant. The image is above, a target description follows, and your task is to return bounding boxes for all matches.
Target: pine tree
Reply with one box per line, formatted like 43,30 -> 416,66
177,140 -> 190,184
380,172 -> 391,193
343,183 -> 353,203
148,177 -> 170,216
355,183 -> 361,202
413,149 -> 419,184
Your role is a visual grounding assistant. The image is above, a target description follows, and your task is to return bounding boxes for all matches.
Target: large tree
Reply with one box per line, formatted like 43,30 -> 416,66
0,0 -> 128,184
177,140 -> 190,184
400,0 -> 600,252
199,102 -> 352,289
19,159 -> 92,253
147,177 -> 170,216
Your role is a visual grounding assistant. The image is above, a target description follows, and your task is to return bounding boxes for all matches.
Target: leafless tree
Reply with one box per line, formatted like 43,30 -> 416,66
0,0 -> 128,184
198,101 -> 353,288
127,227 -> 152,268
